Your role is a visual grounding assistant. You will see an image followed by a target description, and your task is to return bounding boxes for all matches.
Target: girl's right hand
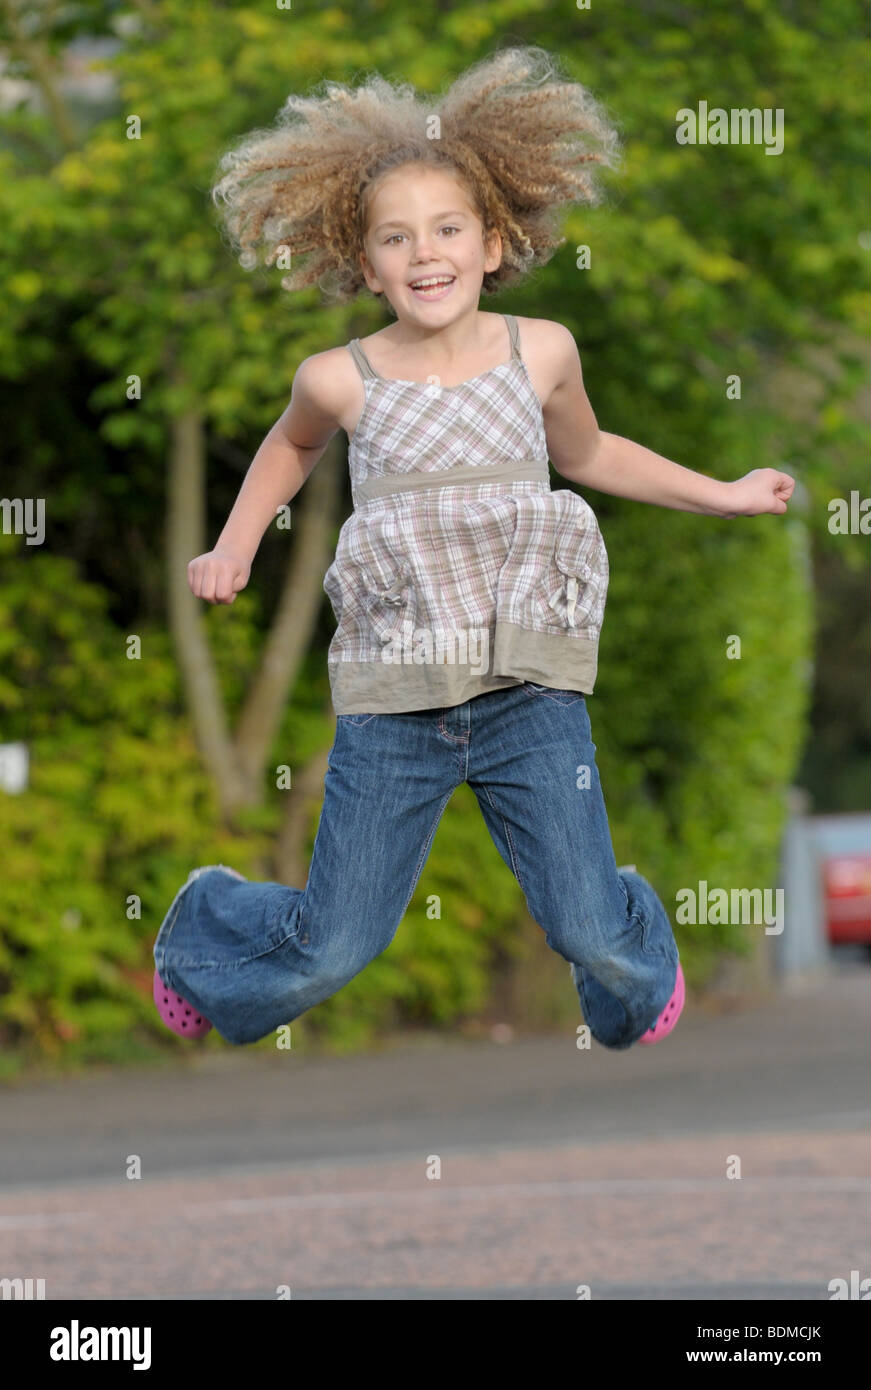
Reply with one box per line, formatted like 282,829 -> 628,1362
187,548 -> 251,604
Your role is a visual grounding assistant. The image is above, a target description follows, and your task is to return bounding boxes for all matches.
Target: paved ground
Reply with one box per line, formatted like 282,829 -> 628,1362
1,961 -> 869,1300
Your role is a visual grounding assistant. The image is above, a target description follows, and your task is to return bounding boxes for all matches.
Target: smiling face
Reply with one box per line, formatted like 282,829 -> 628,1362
358,164 -> 503,322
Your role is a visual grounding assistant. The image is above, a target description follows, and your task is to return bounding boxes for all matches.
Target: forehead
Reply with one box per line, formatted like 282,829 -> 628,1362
366,165 -> 477,228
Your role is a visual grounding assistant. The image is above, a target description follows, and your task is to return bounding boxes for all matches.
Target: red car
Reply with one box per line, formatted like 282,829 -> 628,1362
823,854 -> 871,945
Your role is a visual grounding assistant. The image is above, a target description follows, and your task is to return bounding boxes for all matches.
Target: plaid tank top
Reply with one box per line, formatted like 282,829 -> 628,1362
323,313 -> 609,714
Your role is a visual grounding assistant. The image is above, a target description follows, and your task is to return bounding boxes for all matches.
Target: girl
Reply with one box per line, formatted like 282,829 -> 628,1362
153,47 -> 793,1049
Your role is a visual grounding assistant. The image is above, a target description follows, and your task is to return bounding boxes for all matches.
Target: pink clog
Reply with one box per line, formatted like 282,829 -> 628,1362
153,969 -> 212,1039
637,961 -> 685,1045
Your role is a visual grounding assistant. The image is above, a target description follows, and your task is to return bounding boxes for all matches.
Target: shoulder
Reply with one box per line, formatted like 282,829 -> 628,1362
280,343 -> 363,444
511,315 -> 578,361
507,315 -> 582,403
293,344 -> 359,420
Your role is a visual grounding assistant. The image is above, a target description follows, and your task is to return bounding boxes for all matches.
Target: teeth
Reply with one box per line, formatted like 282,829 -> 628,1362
411,277 -> 453,288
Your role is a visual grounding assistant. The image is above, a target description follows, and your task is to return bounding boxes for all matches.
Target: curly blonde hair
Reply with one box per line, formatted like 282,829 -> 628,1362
210,44 -> 622,304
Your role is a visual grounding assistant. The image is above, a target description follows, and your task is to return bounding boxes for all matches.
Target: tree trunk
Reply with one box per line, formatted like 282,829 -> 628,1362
166,391 -> 347,827
166,402 -> 249,819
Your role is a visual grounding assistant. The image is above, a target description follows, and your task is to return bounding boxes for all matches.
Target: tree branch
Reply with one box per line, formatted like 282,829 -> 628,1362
0,0 -> 79,151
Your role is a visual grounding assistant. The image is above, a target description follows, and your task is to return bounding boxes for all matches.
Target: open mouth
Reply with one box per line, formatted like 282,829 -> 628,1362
408,276 -> 456,300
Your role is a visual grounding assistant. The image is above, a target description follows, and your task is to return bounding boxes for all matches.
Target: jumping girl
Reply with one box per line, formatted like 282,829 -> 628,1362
152,46 -> 794,1049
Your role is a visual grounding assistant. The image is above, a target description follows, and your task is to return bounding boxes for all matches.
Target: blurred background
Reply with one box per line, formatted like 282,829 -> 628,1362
0,0 -> 869,1302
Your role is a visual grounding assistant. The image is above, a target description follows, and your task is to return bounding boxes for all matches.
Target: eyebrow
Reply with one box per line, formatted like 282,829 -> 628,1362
373,210 -> 469,234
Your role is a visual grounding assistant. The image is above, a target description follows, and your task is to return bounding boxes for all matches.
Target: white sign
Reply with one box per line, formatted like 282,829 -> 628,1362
0,743 -> 29,793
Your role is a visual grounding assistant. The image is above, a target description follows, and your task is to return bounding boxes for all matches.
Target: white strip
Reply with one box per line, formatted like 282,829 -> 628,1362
0,1211 -> 92,1231
188,1174 -> 871,1216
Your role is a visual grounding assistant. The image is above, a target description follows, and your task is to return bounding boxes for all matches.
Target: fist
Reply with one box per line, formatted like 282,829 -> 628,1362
187,548 -> 251,604
722,468 -> 796,518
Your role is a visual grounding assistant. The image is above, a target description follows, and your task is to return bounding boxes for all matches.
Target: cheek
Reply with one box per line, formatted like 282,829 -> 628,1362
379,249 -> 405,275
463,237 -> 489,265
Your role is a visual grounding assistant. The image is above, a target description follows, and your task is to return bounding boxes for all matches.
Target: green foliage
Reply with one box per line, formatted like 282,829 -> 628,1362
0,540 -> 271,1068
593,462 -> 813,978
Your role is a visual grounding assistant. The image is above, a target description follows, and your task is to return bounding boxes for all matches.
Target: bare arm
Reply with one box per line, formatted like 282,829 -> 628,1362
540,324 -> 793,517
190,355 -> 343,603
215,357 -> 341,561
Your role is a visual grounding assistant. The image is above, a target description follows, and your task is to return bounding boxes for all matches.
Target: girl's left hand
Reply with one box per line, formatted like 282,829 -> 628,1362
721,468 -> 796,518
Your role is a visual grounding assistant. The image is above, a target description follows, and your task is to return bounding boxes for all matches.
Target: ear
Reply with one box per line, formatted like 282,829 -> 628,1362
483,225 -> 503,274
359,248 -> 382,294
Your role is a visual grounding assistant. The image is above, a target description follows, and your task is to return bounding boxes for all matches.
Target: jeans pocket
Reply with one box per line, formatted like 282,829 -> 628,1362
521,681 -> 584,707
338,712 -> 379,727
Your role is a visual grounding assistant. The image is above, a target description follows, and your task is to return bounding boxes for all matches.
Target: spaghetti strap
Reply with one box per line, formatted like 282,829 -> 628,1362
504,312 -> 521,359
348,338 -> 379,381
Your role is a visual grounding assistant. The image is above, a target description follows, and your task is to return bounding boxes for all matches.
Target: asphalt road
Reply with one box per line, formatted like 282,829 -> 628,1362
1,959 -> 869,1300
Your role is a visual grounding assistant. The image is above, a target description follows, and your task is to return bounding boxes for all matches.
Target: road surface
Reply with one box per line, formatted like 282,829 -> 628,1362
1,960 -> 869,1299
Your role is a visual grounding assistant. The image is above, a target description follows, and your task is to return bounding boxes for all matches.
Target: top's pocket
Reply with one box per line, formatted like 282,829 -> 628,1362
355,560 -> 418,646
533,518 -> 609,632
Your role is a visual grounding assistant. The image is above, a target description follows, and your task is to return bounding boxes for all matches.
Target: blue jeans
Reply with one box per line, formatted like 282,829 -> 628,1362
153,682 -> 679,1049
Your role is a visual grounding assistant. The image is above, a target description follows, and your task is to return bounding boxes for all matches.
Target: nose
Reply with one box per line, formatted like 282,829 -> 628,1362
410,231 -> 440,259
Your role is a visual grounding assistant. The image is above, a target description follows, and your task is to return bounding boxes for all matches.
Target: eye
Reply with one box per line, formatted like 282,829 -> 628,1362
383,226 -> 461,245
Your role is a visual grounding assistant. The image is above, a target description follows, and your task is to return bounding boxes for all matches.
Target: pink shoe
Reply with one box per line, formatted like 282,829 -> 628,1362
637,961 -> 685,1045
153,969 -> 212,1039
152,864 -> 246,1038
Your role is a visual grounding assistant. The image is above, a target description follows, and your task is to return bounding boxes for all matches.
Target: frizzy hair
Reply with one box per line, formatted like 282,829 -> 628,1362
209,45 -> 623,304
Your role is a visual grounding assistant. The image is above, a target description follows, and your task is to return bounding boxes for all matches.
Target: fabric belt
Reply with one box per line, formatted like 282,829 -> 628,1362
352,457 -> 551,506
